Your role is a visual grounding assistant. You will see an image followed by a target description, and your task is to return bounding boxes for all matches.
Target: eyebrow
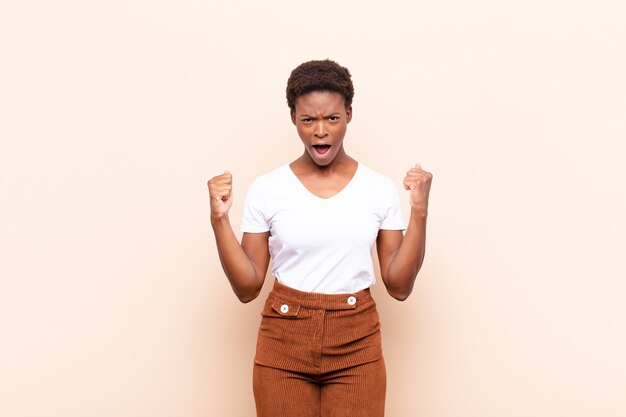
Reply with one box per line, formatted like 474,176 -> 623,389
300,113 -> 342,118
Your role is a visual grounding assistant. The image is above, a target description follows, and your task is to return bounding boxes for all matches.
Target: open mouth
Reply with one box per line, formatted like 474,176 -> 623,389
312,144 -> 331,155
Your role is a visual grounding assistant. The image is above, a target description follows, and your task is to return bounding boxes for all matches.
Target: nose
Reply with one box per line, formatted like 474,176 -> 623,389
314,120 -> 327,137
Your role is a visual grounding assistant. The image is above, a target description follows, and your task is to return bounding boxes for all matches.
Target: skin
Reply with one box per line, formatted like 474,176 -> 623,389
208,91 -> 432,302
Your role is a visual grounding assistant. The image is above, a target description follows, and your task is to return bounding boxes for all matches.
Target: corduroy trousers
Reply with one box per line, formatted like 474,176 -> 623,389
253,280 -> 386,417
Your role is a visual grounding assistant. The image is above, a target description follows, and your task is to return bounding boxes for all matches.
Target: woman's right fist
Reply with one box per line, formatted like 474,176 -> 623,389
208,171 -> 233,219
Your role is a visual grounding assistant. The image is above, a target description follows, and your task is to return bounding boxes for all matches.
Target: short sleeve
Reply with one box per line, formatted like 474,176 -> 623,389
240,178 -> 270,233
380,178 -> 406,230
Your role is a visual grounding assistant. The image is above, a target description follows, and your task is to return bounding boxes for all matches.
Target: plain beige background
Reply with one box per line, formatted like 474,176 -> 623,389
1,0 -> 625,416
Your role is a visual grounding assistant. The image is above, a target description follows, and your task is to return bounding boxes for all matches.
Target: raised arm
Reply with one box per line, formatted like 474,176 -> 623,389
376,164 -> 432,301
208,171 -> 270,303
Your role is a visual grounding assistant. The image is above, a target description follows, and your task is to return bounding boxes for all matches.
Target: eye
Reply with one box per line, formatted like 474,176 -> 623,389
301,118 -> 313,123
328,116 -> 340,122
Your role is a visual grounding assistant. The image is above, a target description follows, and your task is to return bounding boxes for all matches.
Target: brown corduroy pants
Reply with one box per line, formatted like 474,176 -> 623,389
253,280 -> 386,417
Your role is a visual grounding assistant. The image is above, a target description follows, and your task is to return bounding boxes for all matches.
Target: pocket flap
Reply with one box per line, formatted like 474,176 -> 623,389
271,300 -> 301,317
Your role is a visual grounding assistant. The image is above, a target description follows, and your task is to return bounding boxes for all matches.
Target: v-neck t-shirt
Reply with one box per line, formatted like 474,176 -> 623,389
240,163 -> 406,294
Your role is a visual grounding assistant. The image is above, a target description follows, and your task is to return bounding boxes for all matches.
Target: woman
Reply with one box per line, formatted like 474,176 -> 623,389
208,59 -> 432,417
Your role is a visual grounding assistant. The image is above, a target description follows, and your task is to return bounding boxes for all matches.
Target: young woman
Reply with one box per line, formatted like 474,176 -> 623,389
208,59 -> 432,417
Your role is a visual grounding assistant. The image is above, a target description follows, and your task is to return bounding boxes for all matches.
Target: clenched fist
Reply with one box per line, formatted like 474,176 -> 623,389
208,171 -> 233,219
403,163 -> 432,213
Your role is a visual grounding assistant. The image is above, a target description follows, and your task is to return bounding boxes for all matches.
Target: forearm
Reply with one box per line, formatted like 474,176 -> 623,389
385,208 -> 428,300
211,215 -> 263,302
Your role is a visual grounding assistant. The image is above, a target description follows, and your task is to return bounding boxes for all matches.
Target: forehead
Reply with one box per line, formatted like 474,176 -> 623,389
294,91 -> 346,114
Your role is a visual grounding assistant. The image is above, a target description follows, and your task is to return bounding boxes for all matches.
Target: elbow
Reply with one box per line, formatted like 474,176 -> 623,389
384,272 -> 417,301
233,283 -> 262,304
237,293 -> 259,304
387,287 -> 412,302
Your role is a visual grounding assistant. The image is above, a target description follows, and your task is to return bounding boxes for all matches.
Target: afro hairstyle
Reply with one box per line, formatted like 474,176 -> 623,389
286,59 -> 354,113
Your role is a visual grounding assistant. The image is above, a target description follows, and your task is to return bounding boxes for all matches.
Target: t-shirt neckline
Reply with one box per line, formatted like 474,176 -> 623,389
286,163 -> 361,201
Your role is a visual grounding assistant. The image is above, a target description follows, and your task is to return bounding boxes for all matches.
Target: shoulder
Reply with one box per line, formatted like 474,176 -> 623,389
247,165 -> 292,194
357,163 -> 397,190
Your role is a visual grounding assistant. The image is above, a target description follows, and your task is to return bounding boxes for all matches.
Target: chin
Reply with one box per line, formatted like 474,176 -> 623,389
308,152 -> 335,167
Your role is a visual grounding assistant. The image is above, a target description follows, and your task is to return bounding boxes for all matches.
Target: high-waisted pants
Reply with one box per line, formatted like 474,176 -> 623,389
253,280 -> 386,417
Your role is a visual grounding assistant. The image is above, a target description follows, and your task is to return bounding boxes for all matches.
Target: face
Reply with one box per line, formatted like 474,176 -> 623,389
291,91 -> 352,167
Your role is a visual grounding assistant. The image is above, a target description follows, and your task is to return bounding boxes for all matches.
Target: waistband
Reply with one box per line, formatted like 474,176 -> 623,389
269,279 -> 373,311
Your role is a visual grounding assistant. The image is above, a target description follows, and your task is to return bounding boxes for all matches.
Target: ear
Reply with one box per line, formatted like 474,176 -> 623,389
290,111 -> 296,125
346,106 -> 353,124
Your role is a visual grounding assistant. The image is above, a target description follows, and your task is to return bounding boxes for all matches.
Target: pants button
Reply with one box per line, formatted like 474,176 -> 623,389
347,296 -> 357,306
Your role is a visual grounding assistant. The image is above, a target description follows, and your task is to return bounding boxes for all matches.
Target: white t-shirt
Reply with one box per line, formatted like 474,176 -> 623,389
240,163 -> 405,294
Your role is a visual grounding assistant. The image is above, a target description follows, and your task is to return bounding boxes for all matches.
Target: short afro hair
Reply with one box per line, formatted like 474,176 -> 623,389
286,59 -> 354,113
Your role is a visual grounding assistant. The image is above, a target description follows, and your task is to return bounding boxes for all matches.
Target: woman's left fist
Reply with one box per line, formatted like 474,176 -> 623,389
403,163 -> 432,212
